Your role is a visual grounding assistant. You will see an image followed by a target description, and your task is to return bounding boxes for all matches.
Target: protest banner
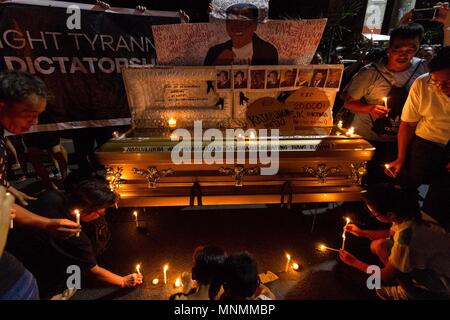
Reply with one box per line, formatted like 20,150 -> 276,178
0,0 -> 179,132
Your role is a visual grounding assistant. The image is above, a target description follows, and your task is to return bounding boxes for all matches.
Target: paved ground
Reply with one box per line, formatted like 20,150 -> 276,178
71,202 -> 385,300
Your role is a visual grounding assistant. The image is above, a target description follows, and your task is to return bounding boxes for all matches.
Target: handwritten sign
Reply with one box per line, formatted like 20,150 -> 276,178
163,82 -> 216,107
152,19 -> 327,66
246,97 -> 293,132
286,88 -> 332,128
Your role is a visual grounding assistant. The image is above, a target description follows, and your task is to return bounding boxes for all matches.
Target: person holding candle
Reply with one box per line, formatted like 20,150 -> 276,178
170,245 -> 226,300
7,178 -> 143,299
0,71 -> 81,300
386,47 -> 450,230
342,23 -> 429,185
339,183 -> 450,300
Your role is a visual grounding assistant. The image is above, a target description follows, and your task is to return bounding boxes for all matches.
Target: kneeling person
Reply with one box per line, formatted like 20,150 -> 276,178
7,179 -> 143,299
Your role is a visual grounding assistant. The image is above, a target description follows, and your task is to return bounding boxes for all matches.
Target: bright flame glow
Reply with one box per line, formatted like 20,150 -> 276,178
136,264 -> 141,275
346,127 -> 355,135
152,278 -> 159,285
174,278 -> 182,288
292,263 -> 300,270
168,117 -> 177,128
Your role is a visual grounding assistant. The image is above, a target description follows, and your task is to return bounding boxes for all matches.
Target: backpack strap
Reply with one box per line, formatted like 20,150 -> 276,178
371,63 -> 393,86
404,60 -> 423,87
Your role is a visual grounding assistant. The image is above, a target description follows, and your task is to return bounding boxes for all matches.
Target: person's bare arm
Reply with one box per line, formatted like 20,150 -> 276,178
340,251 -> 399,283
12,204 -> 80,239
89,265 -> 143,287
344,94 -> 388,119
345,224 -> 391,240
387,121 -> 417,176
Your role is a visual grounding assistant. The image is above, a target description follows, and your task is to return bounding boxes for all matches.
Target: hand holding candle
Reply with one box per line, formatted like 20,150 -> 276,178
285,253 -> 291,272
341,217 -> 351,250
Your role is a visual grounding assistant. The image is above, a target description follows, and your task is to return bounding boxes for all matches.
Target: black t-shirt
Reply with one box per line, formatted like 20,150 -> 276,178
7,191 -> 97,299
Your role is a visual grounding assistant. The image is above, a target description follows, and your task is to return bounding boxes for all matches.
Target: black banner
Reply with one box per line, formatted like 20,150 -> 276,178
0,0 -> 180,132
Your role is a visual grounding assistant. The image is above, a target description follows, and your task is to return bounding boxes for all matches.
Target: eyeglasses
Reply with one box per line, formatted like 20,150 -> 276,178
428,77 -> 450,89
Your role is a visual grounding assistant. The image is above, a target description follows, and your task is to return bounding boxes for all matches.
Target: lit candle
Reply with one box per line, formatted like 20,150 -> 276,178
163,264 -> 169,284
317,243 -> 340,253
8,194 -> 13,229
74,209 -> 80,237
112,131 -> 119,138
382,97 -> 388,109
346,127 -> 355,136
341,217 -> 351,250
136,264 -> 141,275
291,262 -> 300,271
382,97 -> 389,117
337,120 -> 343,129
285,253 -> 291,272
174,278 -> 182,288
168,117 -> 177,129
152,278 -> 159,285
133,210 -> 138,227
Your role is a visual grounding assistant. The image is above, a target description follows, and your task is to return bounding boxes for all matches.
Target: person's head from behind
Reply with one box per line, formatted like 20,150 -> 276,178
223,251 -> 259,300
428,46 -> 450,97
364,183 -> 420,224
0,70 -> 47,134
387,23 -> 424,70
192,245 -> 227,299
226,3 -> 258,48
67,178 -> 117,222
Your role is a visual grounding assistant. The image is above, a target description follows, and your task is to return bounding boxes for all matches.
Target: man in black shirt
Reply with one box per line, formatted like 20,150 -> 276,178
8,179 -> 143,299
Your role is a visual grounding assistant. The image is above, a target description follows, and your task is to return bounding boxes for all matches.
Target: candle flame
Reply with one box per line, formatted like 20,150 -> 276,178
382,97 -> 388,103
286,253 -> 291,260
292,262 -> 300,270
385,164 -> 390,169
174,278 -> 182,288
133,211 -> 138,217
168,117 -> 177,126
318,244 -> 327,252
347,127 -> 355,135
164,264 -> 169,272
345,217 -> 351,224
136,264 -> 141,274
152,278 -> 159,285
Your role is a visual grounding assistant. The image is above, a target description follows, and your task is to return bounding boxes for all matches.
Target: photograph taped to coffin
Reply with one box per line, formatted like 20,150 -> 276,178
121,66 -> 233,128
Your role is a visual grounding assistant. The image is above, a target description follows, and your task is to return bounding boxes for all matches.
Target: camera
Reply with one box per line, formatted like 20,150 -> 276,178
411,7 -> 437,20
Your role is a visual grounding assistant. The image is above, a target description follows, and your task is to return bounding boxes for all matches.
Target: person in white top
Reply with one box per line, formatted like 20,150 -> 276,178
387,46 -> 450,229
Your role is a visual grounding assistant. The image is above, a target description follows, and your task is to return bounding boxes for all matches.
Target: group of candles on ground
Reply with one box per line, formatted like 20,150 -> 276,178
123,211 -> 354,288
